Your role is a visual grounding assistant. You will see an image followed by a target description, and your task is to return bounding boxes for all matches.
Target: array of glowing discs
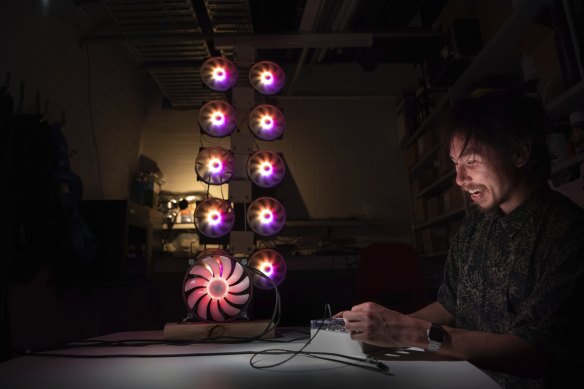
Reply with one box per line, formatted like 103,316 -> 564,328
195,147 -> 234,185
249,61 -> 286,95
194,198 -> 235,238
183,252 -> 251,322
248,249 -> 287,290
200,57 -> 238,91
247,197 -> 286,236
198,100 -> 237,137
247,151 -> 285,188
249,104 -> 285,140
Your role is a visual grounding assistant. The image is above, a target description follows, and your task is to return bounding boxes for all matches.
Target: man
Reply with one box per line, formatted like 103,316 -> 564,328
337,91 -> 584,388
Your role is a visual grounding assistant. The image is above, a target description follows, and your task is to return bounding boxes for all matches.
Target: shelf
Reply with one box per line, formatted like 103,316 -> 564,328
450,0 -> 553,102
545,80 -> 584,119
416,170 -> 456,198
551,153 -> 584,174
401,94 -> 449,149
415,206 -> 466,229
160,223 -> 196,230
410,143 -> 442,179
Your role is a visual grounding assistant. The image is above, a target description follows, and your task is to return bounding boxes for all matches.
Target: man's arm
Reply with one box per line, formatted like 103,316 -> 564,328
407,301 -> 455,326
343,302 -> 548,379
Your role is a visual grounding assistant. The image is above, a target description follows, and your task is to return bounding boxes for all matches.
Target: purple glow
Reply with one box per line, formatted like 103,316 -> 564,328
260,71 -> 274,86
247,151 -> 285,188
259,162 -> 273,177
212,67 -> 227,82
194,198 -> 235,238
247,197 -> 285,236
208,158 -> 223,174
195,147 -> 234,185
211,111 -> 225,126
207,210 -> 222,226
249,61 -> 285,95
248,249 -> 287,290
260,209 -> 274,224
199,101 -> 237,137
260,115 -> 275,130
249,105 -> 285,141
201,57 -> 238,92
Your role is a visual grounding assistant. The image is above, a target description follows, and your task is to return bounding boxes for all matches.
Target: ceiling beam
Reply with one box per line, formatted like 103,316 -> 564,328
80,30 -> 440,48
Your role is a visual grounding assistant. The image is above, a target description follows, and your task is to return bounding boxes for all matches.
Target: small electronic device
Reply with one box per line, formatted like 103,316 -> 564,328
305,318 -> 365,357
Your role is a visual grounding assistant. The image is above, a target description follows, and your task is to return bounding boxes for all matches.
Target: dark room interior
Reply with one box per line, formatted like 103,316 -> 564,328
1,0 -> 584,388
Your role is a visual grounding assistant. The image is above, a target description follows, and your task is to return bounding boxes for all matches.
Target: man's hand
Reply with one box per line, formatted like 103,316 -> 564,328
339,302 -> 430,348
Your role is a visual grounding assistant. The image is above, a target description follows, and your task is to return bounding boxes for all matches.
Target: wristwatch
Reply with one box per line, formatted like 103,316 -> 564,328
427,324 -> 445,352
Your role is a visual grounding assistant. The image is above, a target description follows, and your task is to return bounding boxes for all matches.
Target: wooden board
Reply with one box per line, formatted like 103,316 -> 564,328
163,320 -> 275,341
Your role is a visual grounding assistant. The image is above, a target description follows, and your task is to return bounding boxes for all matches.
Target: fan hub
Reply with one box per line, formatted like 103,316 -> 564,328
207,278 -> 229,299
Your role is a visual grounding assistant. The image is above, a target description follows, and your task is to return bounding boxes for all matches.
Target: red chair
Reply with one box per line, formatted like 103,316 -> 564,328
355,242 -> 428,314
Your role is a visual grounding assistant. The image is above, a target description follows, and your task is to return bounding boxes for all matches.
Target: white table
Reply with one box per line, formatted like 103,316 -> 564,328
0,330 -> 501,389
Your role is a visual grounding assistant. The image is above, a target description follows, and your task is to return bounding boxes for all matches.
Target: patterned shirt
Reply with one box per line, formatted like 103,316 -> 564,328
438,186 -> 584,388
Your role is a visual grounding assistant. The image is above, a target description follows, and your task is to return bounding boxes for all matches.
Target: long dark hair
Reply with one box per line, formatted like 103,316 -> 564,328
441,91 -> 552,183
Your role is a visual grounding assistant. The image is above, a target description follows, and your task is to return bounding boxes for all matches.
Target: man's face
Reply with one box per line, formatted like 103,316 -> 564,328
450,135 -> 522,214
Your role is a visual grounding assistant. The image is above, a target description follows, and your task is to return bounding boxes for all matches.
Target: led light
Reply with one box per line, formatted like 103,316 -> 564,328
198,100 -> 237,137
249,61 -> 285,95
247,197 -> 286,236
183,251 -> 251,321
248,249 -> 287,290
247,151 -> 285,188
201,57 -> 238,91
249,104 -> 285,141
195,147 -> 234,185
194,198 -> 235,238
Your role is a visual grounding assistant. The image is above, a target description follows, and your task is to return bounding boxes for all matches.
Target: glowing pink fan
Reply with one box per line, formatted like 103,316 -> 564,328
201,57 -> 238,91
247,197 -> 286,236
249,61 -> 286,95
194,198 -> 235,238
195,147 -> 234,185
248,249 -> 287,290
198,100 -> 237,137
248,104 -> 285,141
183,251 -> 251,322
247,151 -> 285,188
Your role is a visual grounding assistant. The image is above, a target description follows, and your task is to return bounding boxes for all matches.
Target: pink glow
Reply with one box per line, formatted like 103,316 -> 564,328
208,158 -> 223,174
212,67 -> 227,82
211,111 -> 225,126
207,278 -> 228,299
207,210 -> 222,226
259,161 -> 273,176
260,209 -> 274,224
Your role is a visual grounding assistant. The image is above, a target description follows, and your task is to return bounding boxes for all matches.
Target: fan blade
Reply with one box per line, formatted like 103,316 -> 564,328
184,278 -> 208,292
226,293 -> 249,306
189,266 -> 211,279
219,256 -> 233,278
210,299 -> 225,322
196,294 -> 212,320
186,288 -> 207,310
204,257 -> 222,277
219,299 -> 241,317
226,263 -> 244,284
228,275 -> 250,293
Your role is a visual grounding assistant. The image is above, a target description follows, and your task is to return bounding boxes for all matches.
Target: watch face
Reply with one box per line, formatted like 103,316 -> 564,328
429,325 -> 445,342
